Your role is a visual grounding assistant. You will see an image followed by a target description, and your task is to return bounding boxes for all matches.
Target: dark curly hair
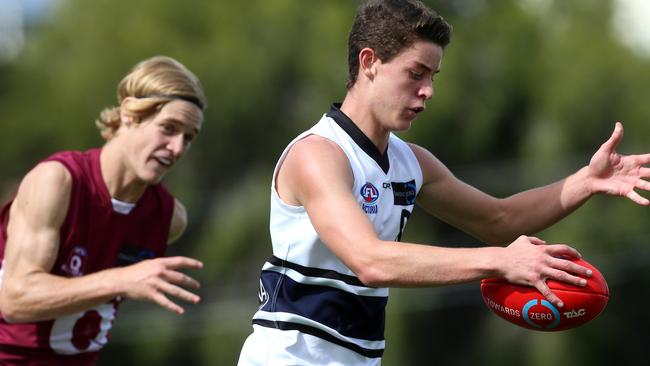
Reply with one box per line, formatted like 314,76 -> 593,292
347,0 -> 452,89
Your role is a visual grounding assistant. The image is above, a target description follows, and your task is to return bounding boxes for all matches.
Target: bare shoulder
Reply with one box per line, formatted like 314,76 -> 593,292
168,199 -> 187,244
277,134 -> 353,206
406,142 -> 453,184
289,134 -> 348,163
24,161 -> 72,186
4,161 -> 72,274
282,134 -> 351,178
407,142 -> 434,164
12,161 -> 72,226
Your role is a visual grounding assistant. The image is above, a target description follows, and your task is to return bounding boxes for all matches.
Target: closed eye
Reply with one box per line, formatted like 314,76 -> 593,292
161,123 -> 177,135
183,133 -> 196,145
410,70 -> 424,80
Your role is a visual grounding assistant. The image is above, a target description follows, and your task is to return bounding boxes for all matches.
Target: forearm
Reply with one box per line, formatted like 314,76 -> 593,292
355,235 -> 587,309
0,267 -> 124,322
489,166 -> 593,244
354,240 -> 504,287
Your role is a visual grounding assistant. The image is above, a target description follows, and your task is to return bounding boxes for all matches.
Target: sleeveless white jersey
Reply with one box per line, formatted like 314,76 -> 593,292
239,105 -> 422,365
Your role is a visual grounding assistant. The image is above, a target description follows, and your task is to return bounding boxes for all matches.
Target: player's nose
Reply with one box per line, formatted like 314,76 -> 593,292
167,134 -> 186,157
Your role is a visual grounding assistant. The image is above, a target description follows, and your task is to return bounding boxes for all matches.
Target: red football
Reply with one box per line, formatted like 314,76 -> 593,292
480,258 -> 609,331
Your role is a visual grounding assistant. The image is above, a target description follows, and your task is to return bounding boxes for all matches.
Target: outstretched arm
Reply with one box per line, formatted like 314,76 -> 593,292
412,122 -> 650,245
0,162 -> 202,323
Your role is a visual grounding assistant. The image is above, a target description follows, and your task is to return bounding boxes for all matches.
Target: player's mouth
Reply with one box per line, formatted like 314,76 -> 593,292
154,156 -> 173,168
410,106 -> 425,114
405,106 -> 425,120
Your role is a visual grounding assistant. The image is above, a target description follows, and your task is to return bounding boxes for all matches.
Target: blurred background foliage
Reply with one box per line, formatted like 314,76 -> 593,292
1,0 -> 650,365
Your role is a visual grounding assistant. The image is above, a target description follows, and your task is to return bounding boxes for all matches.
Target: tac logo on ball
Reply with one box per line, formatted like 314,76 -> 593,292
480,258 -> 609,331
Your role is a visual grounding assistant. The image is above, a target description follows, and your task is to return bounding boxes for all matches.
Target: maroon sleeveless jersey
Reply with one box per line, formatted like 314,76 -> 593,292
0,148 -> 175,365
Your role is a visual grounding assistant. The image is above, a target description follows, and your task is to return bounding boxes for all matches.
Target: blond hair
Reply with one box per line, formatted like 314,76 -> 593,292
96,56 -> 206,140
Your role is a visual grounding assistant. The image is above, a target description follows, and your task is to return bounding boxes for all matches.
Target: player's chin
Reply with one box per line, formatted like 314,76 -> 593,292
147,162 -> 173,182
140,170 -> 167,185
394,116 -> 415,131
400,110 -> 419,127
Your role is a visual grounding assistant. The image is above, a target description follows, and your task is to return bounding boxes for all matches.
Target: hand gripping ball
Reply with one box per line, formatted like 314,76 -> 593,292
480,258 -> 609,331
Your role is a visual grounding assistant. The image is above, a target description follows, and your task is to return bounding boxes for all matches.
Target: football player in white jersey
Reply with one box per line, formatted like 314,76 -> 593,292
239,0 -> 650,364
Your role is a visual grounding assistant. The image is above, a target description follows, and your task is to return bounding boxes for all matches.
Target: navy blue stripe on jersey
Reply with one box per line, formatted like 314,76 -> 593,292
327,103 -> 390,174
252,319 -> 384,359
267,255 -> 366,287
258,270 -> 386,341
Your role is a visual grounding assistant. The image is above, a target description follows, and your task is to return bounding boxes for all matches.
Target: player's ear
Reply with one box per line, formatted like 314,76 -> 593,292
119,97 -> 137,126
359,47 -> 378,81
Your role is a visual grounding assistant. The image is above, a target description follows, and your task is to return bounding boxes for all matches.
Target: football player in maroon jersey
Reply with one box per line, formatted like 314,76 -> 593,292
0,55 -> 206,365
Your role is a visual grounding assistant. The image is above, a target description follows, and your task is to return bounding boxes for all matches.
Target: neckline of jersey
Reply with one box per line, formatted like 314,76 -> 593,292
326,103 -> 390,174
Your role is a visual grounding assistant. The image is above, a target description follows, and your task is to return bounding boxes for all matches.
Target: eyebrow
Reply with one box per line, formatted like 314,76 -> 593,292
413,61 -> 440,74
165,118 -> 200,135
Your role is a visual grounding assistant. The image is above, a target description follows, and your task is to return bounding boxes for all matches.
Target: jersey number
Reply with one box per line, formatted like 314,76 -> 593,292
396,209 -> 411,242
49,302 -> 117,355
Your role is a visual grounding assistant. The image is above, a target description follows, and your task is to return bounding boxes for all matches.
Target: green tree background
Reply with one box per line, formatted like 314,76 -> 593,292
1,0 -> 650,365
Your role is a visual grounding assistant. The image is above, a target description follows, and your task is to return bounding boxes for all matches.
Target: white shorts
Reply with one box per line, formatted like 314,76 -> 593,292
237,325 -> 381,366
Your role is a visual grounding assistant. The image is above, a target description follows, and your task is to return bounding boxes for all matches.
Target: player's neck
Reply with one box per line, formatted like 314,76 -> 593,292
340,94 -> 390,154
100,142 -> 147,203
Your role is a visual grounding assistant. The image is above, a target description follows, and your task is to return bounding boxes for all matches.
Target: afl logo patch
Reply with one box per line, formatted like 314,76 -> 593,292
360,182 -> 379,214
360,183 -> 379,204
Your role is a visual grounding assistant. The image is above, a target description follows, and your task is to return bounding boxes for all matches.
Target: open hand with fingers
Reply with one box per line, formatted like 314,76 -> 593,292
588,122 -> 650,205
499,235 -> 592,308
117,256 -> 203,314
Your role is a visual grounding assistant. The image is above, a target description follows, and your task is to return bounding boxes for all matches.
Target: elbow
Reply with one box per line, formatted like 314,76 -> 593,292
352,256 -> 395,288
478,229 -> 512,247
1,306 -> 38,324
355,267 -> 384,288
480,198 -> 547,246
474,209 -> 516,246
0,296 -> 25,323
0,285 -> 33,323
480,222 -> 529,246
1,309 -> 24,324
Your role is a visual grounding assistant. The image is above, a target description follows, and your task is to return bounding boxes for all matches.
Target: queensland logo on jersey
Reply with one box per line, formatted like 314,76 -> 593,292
60,245 -> 88,277
360,182 -> 379,214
